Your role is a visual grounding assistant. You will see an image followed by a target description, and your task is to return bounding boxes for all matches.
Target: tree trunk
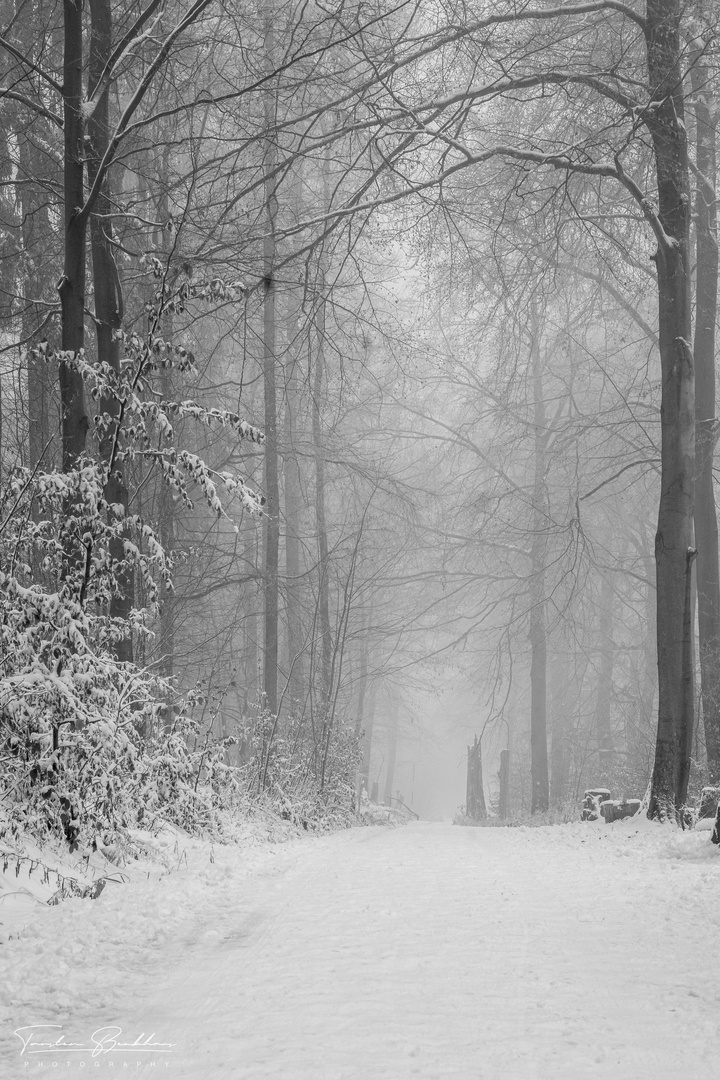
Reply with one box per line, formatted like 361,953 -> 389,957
87,0 -> 133,661
645,0 -> 696,820
59,0 -> 89,474
18,110 -> 58,585
498,747 -> 510,819
20,129 -> 55,475
282,311 -> 305,707
641,545 -> 658,739
312,291 -> 332,710
353,611 -> 370,804
593,573 -> 616,782
354,612 -> 370,741
156,147 -> 175,680
529,317 -> 549,813
690,46 -> 720,781
359,680 -> 377,798
244,530 -> 261,708
382,697 -> 399,807
549,653 -> 572,806
261,29 -> 279,716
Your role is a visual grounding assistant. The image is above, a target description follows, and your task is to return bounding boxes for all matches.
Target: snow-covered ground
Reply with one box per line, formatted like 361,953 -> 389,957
2,817 -> 720,1079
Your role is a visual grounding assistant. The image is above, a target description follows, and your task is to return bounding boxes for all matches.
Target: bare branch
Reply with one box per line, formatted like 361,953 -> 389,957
0,35 -> 63,94
0,88 -> 62,126
580,459 -> 660,500
79,0 -> 216,224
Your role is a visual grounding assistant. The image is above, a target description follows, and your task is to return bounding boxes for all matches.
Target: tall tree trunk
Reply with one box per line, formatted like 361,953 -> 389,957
312,145 -> 333,731
156,146 -> 175,680
646,0 -> 696,820
353,617 -> 370,805
59,0 -> 89,474
640,544 -> 658,736
529,317 -> 549,813
593,573 -> 616,782
312,294 -> 332,710
18,105 -> 58,578
261,25 -> 279,716
282,307 -> 305,707
690,45 -> 720,781
498,747 -> 510,819
354,611 -> 370,741
20,129 -> 55,475
549,652 -> 572,805
383,696 -> 399,807
359,680 -> 377,798
87,0 -> 133,661
244,531 -> 261,708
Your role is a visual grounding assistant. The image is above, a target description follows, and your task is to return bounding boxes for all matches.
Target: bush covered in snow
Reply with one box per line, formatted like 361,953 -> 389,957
0,468 -> 357,847
0,567 -> 246,849
0,359 -> 254,847
224,703 -> 361,832
0,279 -> 362,852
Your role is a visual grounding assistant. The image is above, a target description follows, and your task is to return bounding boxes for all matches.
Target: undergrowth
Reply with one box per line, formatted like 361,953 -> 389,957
0,271 -> 360,858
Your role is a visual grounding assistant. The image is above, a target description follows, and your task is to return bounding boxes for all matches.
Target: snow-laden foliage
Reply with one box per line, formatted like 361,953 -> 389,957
230,704 -> 362,831
0,282 -> 264,850
0,458 -> 251,849
0,539 -> 249,848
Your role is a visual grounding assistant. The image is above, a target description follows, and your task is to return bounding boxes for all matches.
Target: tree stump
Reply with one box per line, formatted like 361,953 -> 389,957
466,735 -> 487,821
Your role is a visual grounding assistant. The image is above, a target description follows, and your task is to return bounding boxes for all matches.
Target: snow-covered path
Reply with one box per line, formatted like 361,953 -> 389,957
4,820 -> 720,1079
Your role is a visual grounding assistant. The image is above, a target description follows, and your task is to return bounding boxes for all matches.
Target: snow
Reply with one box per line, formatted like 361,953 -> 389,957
2,818 -> 720,1078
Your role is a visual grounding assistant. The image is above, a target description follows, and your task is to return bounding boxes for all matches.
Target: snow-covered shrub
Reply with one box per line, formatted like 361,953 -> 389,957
232,703 -> 361,830
0,264 -> 362,851
357,791 -> 408,827
0,275 -> 262,850
0,584 -> 245,848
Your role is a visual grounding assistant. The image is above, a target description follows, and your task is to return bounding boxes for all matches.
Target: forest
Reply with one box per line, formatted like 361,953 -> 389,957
0,0 -> 718,850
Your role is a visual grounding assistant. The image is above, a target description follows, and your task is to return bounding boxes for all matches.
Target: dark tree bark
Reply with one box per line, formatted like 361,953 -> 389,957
645,0 -> 696,820
19,125 -> 57,476
689,44 -> 720,781
87,0 -> 133,661
59,0 -> 89,473
261,37 -> 279,715
150,144 -> 177,681
675,548 -> 698,808
638,541 -> 658,745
